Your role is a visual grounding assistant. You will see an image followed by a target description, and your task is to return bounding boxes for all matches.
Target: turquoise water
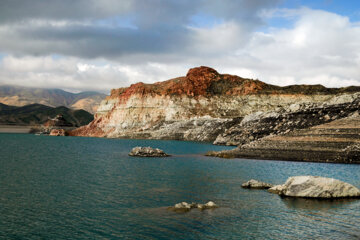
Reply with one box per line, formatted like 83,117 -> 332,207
1,133 -> 360,239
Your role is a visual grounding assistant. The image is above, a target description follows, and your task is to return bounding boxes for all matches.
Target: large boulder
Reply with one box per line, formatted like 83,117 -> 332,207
241,179 -> 273,189
129,146 -> 170,157
268,176 -> 360,198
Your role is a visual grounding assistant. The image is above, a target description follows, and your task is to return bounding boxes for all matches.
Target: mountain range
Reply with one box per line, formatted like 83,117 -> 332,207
0,85 -> 106,114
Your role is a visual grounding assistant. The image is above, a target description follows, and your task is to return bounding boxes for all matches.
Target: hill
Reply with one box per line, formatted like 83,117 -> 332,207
71,66 -> 360,140
0,103 -> 93,126
0,85 -> 106,114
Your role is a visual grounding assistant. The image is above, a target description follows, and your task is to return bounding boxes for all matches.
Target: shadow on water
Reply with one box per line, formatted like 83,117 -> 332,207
280,196 -> 359,211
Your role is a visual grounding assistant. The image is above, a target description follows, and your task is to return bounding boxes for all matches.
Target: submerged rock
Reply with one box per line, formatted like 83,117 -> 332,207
268,176 -> 360,198
129,146 -> 170,157
169,201 -> 218,212
241,179 -> 273,189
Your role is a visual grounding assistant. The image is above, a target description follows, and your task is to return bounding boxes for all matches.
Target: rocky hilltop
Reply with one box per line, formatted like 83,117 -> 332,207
70,66 -> 360,146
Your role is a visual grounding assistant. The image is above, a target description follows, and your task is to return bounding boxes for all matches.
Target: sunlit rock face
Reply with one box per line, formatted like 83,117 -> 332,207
269,176 -> 360,198
70,66 -> 360,141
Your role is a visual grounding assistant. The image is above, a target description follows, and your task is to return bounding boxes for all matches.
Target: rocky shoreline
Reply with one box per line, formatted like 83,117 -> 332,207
206,112 -> 360,163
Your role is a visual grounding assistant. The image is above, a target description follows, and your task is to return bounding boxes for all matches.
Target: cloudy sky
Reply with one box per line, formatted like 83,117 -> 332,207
0,0 -> 360,93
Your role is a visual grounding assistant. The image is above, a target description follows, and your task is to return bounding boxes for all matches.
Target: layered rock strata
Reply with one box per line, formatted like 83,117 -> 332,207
208,113 -> 360,163
70,66 -> 360,144
214,93 -> 360,145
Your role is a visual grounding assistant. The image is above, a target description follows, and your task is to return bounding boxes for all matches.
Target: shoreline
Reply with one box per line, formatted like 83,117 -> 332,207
0,125 -> 32,133
3,125 -> 359,164
206,148 -> 360,164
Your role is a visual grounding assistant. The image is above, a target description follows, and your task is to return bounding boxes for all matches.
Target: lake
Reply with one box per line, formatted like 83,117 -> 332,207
1,133 -> 359,239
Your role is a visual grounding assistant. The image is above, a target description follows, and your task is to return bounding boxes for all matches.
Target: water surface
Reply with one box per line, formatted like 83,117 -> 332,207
1,133 -> 359,239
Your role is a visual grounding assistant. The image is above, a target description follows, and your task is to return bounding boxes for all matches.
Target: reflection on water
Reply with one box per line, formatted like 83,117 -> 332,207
0,133 -> 360,240
281,196 -> 359,211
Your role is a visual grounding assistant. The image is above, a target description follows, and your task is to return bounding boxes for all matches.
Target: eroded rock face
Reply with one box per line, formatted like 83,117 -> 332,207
241,179 -> 273,189
128,147 -> 170,157
70,66 -> 360,142
49,129 -> 66,136
208,113 -> 360,163
214,94 -> 360,146
269,176 -> 360,198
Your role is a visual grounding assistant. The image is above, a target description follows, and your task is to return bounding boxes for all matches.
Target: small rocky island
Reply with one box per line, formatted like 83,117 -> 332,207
128,147 -> 170,157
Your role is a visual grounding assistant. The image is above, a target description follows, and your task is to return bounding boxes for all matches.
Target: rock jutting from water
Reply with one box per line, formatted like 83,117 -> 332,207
268,176 -> 360,198
168,201 -> 218,212
241,179 -> 273,189
128,147 -> 170,157
49,129 -> 67,136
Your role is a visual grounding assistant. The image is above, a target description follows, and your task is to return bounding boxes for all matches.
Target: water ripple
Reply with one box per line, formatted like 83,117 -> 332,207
0,133 -> 359,239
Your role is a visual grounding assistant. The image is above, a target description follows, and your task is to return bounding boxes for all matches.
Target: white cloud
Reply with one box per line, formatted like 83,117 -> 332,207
0,7 -> 360,92
238,8 -> 360,87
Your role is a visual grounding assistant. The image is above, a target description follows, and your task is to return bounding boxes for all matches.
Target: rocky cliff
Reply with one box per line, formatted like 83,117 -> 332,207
70,66 -> 360,143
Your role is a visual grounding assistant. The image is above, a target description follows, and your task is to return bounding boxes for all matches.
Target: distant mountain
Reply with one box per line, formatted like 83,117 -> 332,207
0,103 -> 93,126
0,85 -> 107,114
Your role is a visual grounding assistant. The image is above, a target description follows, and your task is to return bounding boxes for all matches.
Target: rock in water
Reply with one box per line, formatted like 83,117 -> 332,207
268,185 -> 286,194
241,179 -> 273,189
204,201 -> 217,208
269,176 -> 360,198
129,147 -> 170,157
169,201 -> 218,212
49,129 -> 67,136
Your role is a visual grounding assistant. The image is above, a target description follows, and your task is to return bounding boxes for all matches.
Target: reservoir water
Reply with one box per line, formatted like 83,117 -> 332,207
1,133 -> 360,239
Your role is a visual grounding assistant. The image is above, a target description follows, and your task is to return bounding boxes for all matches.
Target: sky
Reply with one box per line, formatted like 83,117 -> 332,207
0,0 -> 360,93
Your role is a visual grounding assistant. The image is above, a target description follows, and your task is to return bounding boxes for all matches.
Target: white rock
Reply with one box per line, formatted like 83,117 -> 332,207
268,184 -> 286,194
196,204 -> 205,209
288,103 -> 301,112
242,179 -> 273,189
205,201 -> 217,208
273,176 -> 360,198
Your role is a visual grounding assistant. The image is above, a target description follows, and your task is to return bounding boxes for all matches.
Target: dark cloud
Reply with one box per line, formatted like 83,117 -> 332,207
0,0 -> 281,59
0,0 -> 132,23
1,24 -> 188,58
